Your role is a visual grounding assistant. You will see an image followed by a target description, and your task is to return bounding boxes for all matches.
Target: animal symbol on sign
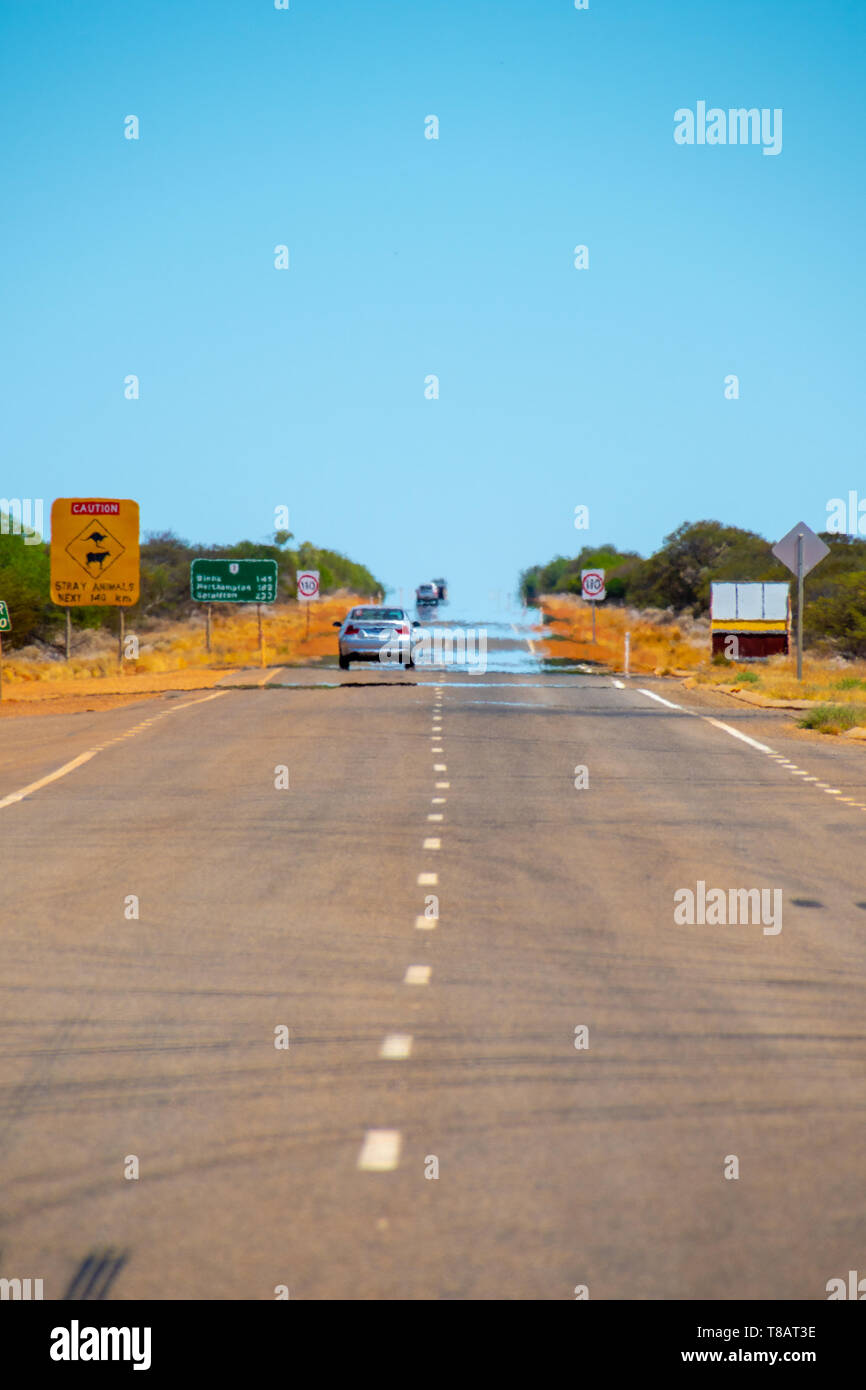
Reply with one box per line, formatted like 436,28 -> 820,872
86,550 -> 111,571
85,531 -> 109,546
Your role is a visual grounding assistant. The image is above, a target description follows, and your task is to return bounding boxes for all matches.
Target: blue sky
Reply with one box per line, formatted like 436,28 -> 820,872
2,0 -> 865,602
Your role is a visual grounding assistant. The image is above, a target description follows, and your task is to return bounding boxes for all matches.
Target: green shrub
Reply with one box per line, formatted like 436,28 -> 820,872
798,703 -> 866,733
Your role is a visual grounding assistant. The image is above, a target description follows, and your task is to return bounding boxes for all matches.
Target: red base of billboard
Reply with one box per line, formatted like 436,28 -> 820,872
712,632 -> 789,658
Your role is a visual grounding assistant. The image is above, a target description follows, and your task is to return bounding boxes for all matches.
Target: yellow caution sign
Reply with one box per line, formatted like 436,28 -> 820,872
50,499 -> 140,607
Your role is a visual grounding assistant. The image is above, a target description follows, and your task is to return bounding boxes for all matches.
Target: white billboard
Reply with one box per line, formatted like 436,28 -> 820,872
711,582 -> 788,622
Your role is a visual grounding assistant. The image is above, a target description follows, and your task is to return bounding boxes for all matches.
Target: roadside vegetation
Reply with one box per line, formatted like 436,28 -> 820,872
0,596 -> 359,708
0,516 -> 381,650
540,594 -> 707,676
540,595 -> 866,734
797,703 -> 866,734
522,521 -> 866,660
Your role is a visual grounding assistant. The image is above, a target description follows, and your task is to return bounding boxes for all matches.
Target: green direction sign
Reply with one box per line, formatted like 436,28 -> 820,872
0,601 -> 11,632
190,559 -> 278,604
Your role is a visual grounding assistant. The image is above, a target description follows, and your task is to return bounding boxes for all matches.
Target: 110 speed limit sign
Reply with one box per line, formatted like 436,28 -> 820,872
297,570 -> 320,601
581,569 -> 606,601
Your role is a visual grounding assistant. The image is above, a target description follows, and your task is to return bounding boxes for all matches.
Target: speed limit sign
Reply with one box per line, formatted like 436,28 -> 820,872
297,570 -> 320,601
581,569 -> 606,601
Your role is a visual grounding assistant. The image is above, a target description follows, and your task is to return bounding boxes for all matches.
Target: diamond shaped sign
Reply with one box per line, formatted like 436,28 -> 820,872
771,522 -> 830,578
65,517 -> 126,579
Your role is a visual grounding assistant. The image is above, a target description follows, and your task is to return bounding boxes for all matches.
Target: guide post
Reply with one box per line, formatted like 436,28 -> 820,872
0,601 -> 11,702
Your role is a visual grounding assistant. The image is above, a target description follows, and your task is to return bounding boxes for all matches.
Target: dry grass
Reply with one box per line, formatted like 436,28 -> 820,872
691,654 -> 866,705
539,594 -> 866,733
540,595 -> 706,675
0,595 -> 364,703
797,703 -> 866,734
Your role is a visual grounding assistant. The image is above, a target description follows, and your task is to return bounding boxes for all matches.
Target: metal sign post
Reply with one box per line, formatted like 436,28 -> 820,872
796,532 -> 804,681
581,570 -> 606,644
190,560 -> 279,664
771,522 -> 829,681
297,571 -> 320,642
66,609 -> 71,660
0,601 -> 11,701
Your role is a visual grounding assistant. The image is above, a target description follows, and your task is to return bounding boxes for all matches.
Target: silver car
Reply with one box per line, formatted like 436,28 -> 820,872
333,606 -> 420,670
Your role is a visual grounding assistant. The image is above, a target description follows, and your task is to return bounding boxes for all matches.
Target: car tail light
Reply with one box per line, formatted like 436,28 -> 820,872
396,625 -> 409,634
345,625 -> 358,635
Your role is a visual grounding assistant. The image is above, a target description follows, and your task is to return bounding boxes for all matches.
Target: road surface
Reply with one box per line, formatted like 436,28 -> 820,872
1,667 -> 864,1299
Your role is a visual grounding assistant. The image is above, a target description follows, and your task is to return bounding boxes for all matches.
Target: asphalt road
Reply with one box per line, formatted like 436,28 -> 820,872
1,668 -> 864,1300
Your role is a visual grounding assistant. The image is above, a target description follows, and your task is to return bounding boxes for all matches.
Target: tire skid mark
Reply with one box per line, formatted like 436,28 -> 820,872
63,1247 -> 129,1301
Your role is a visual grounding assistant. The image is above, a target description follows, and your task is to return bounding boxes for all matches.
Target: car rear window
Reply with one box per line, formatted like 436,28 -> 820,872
351,608 -> 404,621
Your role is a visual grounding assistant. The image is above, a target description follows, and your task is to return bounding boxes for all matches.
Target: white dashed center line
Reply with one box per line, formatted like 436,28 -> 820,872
379,1035 -> 413,1060
417,872 -> 438,885
357,1130 -> 402,1171
423,837 -> 441,849
404,965 -> 431,985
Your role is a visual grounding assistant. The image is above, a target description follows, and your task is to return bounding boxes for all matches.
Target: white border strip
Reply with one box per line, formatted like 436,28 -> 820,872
0,691 -> 227,812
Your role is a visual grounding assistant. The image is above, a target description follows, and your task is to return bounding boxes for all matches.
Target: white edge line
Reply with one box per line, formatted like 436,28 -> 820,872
0,749 -> 99,810
632,687 -> 777,756
702,717 -> 775,755
0,690 -> 228,812
636,687 -> 686,712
